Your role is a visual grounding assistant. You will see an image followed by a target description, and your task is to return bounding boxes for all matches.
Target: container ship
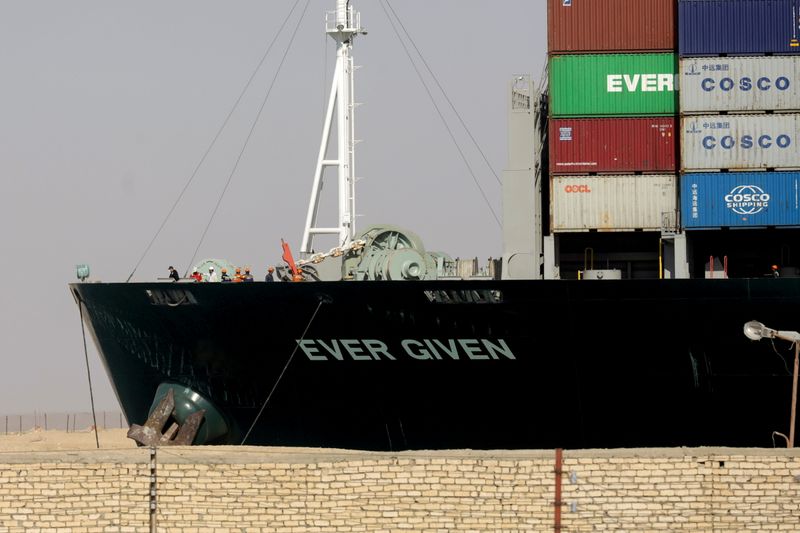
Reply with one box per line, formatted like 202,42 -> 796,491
72,0 -> 800,450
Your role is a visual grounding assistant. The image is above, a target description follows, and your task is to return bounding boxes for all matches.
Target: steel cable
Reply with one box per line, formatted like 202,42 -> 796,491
377,0 -> 501,228
77,298 -> 100,449
241,298 -> 325,445
125,0 -> 305,282
184,0 -> 312,274
383,0 -> 502,186
770,338 -> 793,376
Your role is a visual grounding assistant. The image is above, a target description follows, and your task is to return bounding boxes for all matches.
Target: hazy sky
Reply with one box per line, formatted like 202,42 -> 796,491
0,0 -> 546,415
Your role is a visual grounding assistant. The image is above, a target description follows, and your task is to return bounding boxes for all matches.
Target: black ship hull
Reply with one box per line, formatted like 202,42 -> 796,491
71,278 -> 800,450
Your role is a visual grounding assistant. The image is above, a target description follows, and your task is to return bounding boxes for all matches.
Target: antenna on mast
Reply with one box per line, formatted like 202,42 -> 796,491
300,0 -> 367,256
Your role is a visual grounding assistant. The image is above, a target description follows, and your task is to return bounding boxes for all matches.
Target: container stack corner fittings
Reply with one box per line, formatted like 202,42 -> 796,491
678,0 -> 800,230
547,0 -> 679,232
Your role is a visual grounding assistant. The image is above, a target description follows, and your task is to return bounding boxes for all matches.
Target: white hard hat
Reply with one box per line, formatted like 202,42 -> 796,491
209,266 -> 215,270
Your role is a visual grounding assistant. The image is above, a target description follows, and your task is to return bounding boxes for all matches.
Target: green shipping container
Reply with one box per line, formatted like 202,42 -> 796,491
549,53 -> 678,117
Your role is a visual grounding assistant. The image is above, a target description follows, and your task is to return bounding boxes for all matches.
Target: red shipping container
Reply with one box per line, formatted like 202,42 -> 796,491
549,118 -> 676,174
548,0 -> 676,54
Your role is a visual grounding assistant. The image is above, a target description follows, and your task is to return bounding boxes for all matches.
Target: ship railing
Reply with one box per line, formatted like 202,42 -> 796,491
325,7 -> 361,34
705,255 -> 729,279
440,257 -> 502,280
660,210 -> 679,236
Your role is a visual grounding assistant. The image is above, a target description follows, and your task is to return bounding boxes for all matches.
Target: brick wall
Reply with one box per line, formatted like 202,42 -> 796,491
0,447 -> 798,532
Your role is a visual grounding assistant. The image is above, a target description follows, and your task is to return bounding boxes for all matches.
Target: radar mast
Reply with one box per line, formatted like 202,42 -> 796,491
300,0 -> 366,256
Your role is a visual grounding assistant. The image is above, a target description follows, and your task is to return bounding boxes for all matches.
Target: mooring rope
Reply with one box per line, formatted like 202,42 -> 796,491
377,0 -> 501,228
184,0 -> 313,275
124,0 -> 306,283
77,298 -> 101,449
383,0 -> 501,187
241,298 -> 325,445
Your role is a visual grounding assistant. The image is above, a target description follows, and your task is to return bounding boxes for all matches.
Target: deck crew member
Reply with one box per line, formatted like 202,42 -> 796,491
207,266 -> 218,282
168,266 -> 180,282
221,268 -> 232,282
265,267 -> 275,282
243,267 -> 254,282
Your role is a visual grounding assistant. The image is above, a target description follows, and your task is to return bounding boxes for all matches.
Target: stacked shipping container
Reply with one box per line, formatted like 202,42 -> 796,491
678,0 -> 800,229
679,0 -> 800,57
547,0 -> 678,232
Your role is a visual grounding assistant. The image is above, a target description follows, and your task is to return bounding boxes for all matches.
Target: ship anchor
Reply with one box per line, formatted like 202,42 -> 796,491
127,388 -> 205,446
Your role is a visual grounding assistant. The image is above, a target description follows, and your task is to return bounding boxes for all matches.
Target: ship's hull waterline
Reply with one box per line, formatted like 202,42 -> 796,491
72,278 -> 800,451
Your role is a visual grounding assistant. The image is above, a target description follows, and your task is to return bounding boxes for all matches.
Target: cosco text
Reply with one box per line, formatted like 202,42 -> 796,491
701,135 -> 792,150
700,76 -> 790,92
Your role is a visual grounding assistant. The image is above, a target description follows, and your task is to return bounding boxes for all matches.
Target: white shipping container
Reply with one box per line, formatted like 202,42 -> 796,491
550,175 -> 677,232
681,57 -> 800,113
681,114 -> 800,171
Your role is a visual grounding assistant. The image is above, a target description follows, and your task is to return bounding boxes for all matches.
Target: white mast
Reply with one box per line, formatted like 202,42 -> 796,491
300,0 -> 366,256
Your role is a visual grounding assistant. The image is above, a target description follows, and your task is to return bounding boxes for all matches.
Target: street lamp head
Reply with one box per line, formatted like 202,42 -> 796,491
744,320 -> 769,341
743,321 -> 800,342
743,320 -> 800,449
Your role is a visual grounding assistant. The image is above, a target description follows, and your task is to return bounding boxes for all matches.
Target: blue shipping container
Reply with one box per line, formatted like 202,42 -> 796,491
679,0 -> 800,56
681,172 -> 800,228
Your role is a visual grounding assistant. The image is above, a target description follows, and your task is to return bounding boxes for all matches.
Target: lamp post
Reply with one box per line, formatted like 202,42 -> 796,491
743,320 -> 800,448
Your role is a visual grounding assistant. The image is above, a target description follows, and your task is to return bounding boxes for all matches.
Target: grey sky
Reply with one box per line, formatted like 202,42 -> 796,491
0,0 -> 546,414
